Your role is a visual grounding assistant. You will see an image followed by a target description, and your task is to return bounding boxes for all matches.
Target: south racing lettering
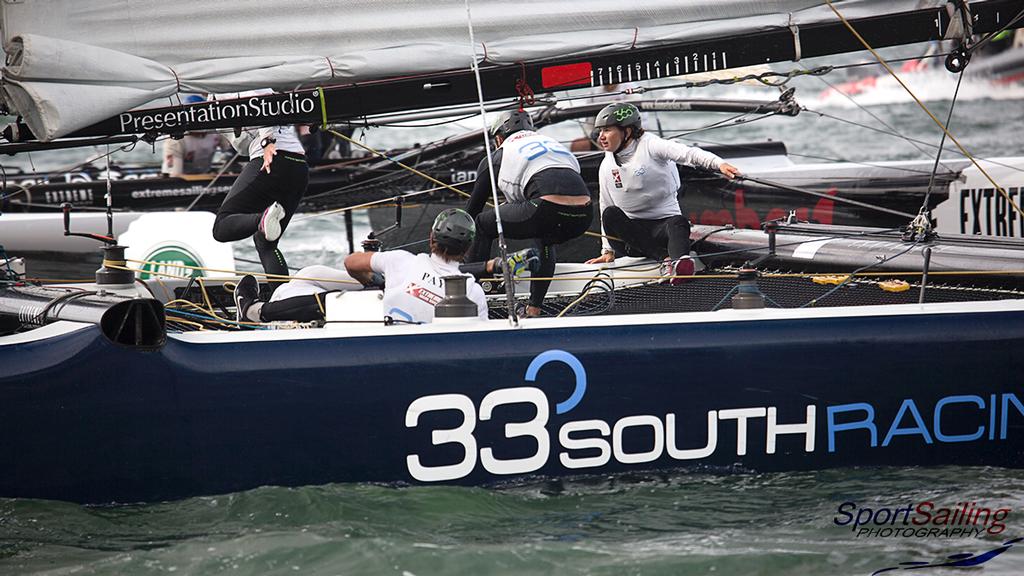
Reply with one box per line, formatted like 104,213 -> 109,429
403,351 -> 1024,482
959,187 -> 1023,237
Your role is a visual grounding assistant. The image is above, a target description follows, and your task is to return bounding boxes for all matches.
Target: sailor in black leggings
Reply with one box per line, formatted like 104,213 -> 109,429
461,110 -> 593,317
212,111 -> 308,289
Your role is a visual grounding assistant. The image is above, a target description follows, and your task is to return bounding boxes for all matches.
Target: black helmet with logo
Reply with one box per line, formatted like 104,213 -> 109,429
431,208 -> 476,252
593,102 -> 642,131
489,110 -> 534,140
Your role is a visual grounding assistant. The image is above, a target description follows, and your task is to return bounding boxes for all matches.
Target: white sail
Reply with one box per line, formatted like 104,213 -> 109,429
1,0 -> 938,141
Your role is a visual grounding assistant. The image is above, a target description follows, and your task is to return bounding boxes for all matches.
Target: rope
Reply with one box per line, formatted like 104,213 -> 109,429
293,182 -> 466,222
327,129 -> 473,199
120,259 -> 362,285
814,76 -> 946,166
556,273 -> 613,318
795,110 -> 1024,176
515,62 -> 535,110
824,0 -> 1024,223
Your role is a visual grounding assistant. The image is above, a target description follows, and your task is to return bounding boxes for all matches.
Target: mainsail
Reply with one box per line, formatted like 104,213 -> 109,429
0,0 -> 1019,142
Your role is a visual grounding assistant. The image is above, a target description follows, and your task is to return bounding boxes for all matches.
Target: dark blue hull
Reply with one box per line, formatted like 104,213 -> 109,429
3,306 -> 1024,503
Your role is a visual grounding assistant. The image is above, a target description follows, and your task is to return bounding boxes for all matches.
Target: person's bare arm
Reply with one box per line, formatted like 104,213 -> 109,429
344,252 -> 377,286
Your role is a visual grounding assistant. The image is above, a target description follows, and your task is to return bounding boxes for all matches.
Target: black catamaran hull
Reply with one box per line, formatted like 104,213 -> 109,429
3,303 -> 1022,504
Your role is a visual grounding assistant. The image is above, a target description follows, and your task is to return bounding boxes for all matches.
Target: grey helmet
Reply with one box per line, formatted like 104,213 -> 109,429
431,208 -> 476,252
593,102 -> 642,131
489,110 -> 534,140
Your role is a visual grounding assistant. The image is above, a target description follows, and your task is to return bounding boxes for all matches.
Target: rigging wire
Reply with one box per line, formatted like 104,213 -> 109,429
326,129 -> 473,200
920,68 -> 966,222
660,110 -> 780,140
814,75 -> 950,167
0,136 -> 154,203
464,0 -> 518,326
738,175 -> 918,219
185,147 -> 242,212
797,109 -> 1024,176
823,0 -> 1024,222
549,53 -> 955,108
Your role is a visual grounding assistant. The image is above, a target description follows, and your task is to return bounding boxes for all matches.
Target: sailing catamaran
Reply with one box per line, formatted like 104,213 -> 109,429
1,0 -> 1023,504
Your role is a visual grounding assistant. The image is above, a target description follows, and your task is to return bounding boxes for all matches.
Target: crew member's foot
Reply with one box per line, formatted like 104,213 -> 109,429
494,248 -> 541,277
234,274 -> 260,322
523,305 -> 543,318
661,257 -> 695,286
259,202 -> 286,242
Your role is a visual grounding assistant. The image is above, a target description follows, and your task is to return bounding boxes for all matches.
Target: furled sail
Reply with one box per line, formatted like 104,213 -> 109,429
0,0 -> 1003,141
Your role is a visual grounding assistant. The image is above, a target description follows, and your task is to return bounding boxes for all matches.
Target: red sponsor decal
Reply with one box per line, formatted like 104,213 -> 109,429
541,62 -> 593,89
611,168 -> 623,189
406,283 -> 443,306
691,187 -> 836,229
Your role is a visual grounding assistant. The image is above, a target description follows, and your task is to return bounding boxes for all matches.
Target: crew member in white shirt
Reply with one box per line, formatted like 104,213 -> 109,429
233,209 -> 489,324
211,89 -> 309,289
585,102 -> 740,283
161,95 -> 231,177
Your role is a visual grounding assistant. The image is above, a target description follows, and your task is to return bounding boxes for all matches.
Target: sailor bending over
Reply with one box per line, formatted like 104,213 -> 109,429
212,89 -> 309,291
462,110 -> 593,317
234,209 -> 489,324
584,103 -> 741,283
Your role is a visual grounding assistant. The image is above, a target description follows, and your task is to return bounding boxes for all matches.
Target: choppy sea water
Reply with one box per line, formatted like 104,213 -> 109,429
1,468 -> 1022,575
2,43 -> 1023,575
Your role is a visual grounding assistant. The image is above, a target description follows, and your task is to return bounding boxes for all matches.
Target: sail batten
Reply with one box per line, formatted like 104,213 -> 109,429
1,0 -> 1019,142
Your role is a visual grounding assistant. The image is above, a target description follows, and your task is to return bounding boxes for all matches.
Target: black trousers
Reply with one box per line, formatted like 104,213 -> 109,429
467,199 -> 593,307
603,206 -> 691,260
212,151 -> 308,281
260,293 -> 327,323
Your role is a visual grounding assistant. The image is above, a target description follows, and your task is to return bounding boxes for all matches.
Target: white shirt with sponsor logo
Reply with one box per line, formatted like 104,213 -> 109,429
598,132 -> 722,252
371,251 -> 488,323
497,130 -> 580,203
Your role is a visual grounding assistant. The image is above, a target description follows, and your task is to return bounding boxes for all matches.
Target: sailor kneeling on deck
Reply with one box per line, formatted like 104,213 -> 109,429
584,102 -> 741,284
461,110 -> 594,318
234,209 -> 489,325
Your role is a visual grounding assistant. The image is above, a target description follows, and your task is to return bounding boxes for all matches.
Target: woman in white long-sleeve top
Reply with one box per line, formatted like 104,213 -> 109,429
585,103 -> 740,283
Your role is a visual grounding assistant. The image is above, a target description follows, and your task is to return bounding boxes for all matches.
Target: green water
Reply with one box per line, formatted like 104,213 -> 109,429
1,467 -> 1021,575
